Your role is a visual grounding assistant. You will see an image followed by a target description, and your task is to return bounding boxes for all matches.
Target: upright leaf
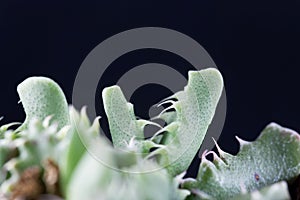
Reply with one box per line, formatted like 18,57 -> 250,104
150,68 -> 223,175
17,77 -> 69,130
102,68 -> 223,176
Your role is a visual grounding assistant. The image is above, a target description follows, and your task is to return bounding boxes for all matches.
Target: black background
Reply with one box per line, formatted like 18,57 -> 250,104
0,1 -> 299,176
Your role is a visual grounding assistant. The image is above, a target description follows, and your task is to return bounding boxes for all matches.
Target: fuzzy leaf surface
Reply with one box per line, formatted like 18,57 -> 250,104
182,123 -> 300,199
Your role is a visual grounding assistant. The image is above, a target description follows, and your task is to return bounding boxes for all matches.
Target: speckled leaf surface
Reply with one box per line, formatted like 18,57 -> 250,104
182,123 -> 300,200
148,68 -> 223,176
102,68 -> 223,176
17,77 -> 69,130
0,77 -> 90,197
102,86 -> 146,148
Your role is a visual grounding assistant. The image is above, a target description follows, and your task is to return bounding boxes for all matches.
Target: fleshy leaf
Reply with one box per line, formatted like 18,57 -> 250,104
182,123 -> 300,199
17,77 -> 70,130
102,85 -> 158,149
102,68 -> 223,176
150,68 -> 223,175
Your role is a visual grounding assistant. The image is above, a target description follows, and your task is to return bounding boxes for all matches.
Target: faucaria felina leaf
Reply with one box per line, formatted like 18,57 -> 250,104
150,68 -> 223,176
12,77 -> 91,196
102,68 -> 223,176
182,123 -> 300,200
102,85 -> 152,148
17,77 -> 70,130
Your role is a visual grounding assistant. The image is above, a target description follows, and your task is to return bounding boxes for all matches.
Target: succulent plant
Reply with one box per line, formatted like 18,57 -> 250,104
0,68 -> 300,200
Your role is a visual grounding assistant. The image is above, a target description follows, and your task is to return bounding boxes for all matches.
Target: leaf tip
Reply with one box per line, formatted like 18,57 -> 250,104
235,136 -> 250,148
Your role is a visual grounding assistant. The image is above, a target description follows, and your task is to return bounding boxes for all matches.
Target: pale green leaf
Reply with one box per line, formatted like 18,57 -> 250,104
149,68 -> 223,176
17,77 -> 69,130
102,68 -> 223,176
182,123 -> 300,199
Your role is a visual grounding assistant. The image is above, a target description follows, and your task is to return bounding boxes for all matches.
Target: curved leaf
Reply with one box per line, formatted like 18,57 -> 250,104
102,68 -> 223,176
149,68 -> 223,175
17,77 -> 69,130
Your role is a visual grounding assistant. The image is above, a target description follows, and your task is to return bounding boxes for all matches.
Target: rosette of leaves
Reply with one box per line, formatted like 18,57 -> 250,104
0,68 -> 300,200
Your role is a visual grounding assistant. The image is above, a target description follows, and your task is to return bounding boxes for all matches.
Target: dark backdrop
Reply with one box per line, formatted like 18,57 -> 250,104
0,1 -> 299,176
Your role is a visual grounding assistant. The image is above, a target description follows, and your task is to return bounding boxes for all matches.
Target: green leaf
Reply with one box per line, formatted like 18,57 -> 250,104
17,77 -> 70,130
182,123 -> 300,199
149,68 -> 223,176
102,85 -> 157,149
102,68 -> 223,176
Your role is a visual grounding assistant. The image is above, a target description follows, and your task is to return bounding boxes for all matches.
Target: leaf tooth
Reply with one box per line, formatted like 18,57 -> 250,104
235,136 -> 251,149
156,99 -> 176,108
56,125 -> 71,139
155,94 -> 178,105
1,122 -> 21,133
42,115 -> 53,128
198,151 -> 219,182
158,104 -> 176,117
204,150 -> 225,168
212,138 -> 225,156
150,112 -> 176,123
90,116 -> 101,131
204,150 -> 217,160
144,145 -> 167,160
80,106 -> 90,125
150,128 -> 165,140
156,102 -> 180,120
150,122 -> 179,141
143,140 -> 165,149
137,119 -> 162,130
176,171 -> 187,182
69,106 -> 80,123
201,150 -> 209,162
127,136 -> 137,149
212,138 -> 232,163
